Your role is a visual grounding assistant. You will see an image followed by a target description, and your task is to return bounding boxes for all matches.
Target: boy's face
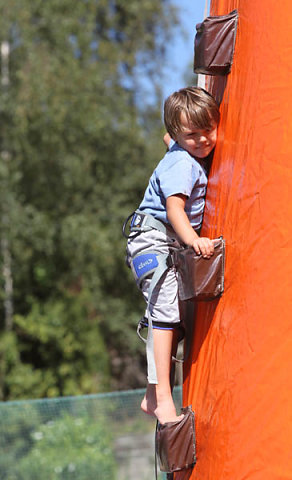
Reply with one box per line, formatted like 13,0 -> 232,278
174,113 -> 217,159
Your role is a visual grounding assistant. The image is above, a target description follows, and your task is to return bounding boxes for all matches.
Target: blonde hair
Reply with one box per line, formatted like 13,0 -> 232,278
164,87 -> 220,139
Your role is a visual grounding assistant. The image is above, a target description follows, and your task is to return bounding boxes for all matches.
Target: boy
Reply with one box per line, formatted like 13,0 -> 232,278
126,87 -> 220,424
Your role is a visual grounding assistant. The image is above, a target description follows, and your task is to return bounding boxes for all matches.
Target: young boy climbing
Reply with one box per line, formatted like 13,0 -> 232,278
125,87 -> 220,425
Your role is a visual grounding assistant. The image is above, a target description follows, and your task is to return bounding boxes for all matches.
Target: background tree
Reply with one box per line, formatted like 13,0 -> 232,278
0,0 -> 179,399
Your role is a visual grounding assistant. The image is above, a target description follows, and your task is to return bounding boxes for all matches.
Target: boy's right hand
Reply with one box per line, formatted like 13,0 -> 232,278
192,237 -> 215,258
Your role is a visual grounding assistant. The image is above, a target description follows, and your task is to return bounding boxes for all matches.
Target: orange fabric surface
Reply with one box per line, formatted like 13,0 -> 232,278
180,1 -> 292,478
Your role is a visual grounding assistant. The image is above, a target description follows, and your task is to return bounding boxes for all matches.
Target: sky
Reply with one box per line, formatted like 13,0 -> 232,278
163,0 -> 210,99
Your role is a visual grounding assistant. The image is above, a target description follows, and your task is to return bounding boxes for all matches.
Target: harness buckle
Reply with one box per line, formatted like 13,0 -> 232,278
122,211 -> 152,239
167,252 -> 175,268
130,212 -> 145,229
122,211 -> 140,239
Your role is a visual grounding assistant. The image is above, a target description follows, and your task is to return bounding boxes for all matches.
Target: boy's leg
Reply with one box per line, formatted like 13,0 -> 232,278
141,328 -> 183,424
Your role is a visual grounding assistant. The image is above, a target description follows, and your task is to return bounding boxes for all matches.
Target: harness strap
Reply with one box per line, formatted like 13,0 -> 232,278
122,210 -> 168,238
125,210 -> 178,383
143,252 -> 171,384
132,250 -> 162,288
132,210 -> 168,235
144,258 -> 195,382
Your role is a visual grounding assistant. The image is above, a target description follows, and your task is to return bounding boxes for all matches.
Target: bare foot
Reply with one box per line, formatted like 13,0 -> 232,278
141,384 -> 184,424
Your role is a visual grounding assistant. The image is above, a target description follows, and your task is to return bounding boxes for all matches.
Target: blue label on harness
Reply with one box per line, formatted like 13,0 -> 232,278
133,253 -> 158,279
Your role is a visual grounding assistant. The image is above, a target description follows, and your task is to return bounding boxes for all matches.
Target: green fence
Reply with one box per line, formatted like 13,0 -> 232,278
0,387 -> 182,480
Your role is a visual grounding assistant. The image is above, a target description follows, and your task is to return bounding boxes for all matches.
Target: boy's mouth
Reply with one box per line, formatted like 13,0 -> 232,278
193,144 -> 214,158
196,144 -> 211,152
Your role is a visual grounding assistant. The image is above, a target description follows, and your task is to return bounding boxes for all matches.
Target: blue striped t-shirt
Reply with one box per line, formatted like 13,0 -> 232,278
138,141 -> 208,230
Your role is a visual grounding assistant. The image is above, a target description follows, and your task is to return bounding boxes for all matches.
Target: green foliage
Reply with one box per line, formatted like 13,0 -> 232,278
18,414 -> 115,480
0,402 -> 41,477
0,0 -> 178,399
0,293 -> 110,399
0,409 -> 116,480
13,291 -> 109,398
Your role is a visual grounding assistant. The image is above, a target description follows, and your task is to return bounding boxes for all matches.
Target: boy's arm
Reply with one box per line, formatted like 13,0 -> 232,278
166,194 -> 214,258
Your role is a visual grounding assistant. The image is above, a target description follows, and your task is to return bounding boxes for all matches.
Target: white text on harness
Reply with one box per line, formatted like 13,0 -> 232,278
138,259 -> 153,270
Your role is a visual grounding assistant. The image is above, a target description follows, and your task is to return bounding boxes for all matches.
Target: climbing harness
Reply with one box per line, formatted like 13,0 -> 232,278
123,211 -> 225,383
123,211 -> 176,384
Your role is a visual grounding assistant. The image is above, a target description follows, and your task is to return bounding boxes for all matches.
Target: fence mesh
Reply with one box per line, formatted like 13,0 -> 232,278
0,386 -> 182,480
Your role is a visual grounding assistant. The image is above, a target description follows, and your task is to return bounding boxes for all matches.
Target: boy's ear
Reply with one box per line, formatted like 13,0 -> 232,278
163,133 -> 172,148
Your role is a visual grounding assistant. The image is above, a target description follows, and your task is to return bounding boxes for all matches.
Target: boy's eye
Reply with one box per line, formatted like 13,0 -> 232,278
184,127 -> 215,138
187,132 -> 201,138
187,131 -> 200,137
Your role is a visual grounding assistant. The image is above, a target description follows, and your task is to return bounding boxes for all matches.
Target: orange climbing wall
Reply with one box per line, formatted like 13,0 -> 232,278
181,0 -> 292,478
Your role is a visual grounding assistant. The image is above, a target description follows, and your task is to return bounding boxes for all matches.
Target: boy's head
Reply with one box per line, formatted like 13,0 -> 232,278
164,87 -> 220,158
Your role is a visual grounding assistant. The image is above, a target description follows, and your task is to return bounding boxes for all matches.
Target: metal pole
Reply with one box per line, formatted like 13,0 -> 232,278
197,0 -> 209,89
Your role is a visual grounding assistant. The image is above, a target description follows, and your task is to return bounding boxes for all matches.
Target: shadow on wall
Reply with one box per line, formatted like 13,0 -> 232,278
185,298 -> 220,366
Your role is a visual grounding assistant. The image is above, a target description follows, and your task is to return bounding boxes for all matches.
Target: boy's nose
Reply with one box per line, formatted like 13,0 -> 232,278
199,135 -> 209,145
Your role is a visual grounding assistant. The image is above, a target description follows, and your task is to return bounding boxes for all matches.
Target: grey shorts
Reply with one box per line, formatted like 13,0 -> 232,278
126,226 -> 185,327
